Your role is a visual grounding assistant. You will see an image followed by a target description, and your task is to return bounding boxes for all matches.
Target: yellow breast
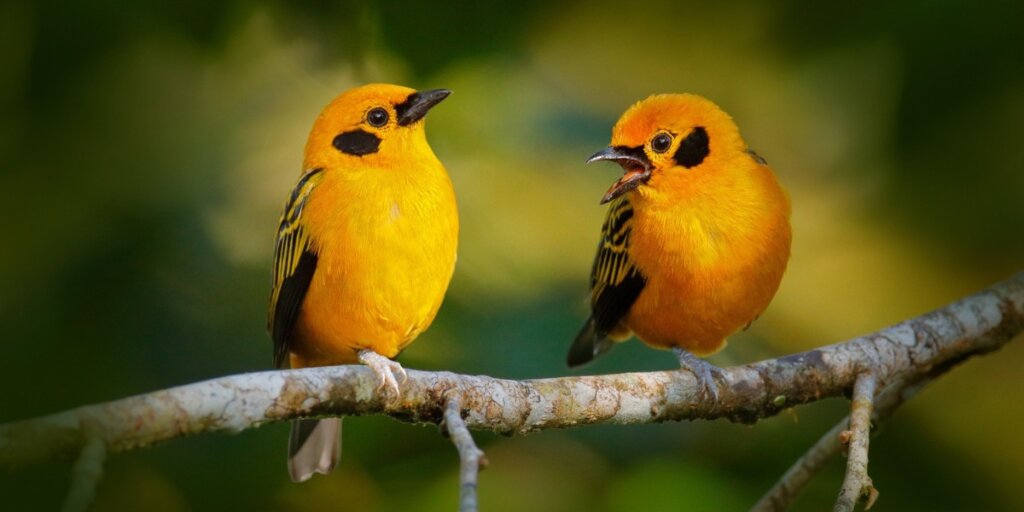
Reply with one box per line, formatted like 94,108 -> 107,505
293,162 -> 458,365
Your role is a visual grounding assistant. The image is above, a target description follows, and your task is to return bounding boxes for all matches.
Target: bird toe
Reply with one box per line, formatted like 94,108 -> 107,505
673,347 -> 726,402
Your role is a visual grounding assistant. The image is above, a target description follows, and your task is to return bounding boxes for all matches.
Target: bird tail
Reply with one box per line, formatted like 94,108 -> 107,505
288,418 -> 342,482
567,316 -> 616,367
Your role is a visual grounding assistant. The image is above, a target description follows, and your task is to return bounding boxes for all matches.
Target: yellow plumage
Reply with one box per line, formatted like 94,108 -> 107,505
268,83 -> 457,481
291,101 -> 458,366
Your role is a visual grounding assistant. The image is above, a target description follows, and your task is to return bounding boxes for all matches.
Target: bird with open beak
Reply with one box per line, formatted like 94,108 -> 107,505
568,93 -> 792,400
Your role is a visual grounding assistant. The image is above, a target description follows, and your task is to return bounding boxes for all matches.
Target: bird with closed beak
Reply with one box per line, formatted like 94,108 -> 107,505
268,83 -> 458,482
567,93 -> 791,399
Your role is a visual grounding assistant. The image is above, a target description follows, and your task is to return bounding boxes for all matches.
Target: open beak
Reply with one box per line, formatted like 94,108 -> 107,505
586,145 -> 653,204
396,88 -> 451,126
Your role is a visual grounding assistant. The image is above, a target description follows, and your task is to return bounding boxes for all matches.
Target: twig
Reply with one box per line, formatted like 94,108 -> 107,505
834,373 -> 878,511
444,398 -> 487,512
60,436 -> 106,512
751,416 -> 846,512
751,372 -> 934,512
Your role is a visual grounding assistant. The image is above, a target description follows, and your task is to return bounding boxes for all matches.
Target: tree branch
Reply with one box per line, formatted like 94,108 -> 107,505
752,353 -> 953,511
443,397 -> 487,512
752,407 -> 850,512
1,273 -> 1022,509
834,373 -> 878,511
60,436 -> 105,512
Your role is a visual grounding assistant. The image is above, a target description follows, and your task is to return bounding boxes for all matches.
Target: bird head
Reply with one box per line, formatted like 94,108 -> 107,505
303,83 -> 450,170
588,94 -> 748,204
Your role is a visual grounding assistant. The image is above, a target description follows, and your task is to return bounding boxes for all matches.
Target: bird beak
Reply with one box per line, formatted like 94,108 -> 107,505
587,145 -> 653,204
396,89 -> 452,126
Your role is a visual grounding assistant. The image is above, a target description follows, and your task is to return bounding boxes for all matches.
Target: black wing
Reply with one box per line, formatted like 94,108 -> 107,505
268,168 -> 324,368
567,197 -> 647,367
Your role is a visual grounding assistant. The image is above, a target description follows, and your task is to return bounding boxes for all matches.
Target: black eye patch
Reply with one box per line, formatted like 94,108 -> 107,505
674,126 -> 709,168
332,129 -> 381,156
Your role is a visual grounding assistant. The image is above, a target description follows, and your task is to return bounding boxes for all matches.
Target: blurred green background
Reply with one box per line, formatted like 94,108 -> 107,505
1,0 -> 1022,510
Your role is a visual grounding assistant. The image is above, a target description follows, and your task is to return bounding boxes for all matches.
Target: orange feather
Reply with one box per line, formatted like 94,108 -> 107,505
571,93 -> 790,365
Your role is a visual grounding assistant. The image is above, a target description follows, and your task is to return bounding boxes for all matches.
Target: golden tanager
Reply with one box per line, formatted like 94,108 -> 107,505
567,93 -> 791,399
268,84 -> 458,482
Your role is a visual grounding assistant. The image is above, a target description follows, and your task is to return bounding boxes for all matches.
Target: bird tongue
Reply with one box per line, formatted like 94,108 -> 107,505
601,168 -> 649,204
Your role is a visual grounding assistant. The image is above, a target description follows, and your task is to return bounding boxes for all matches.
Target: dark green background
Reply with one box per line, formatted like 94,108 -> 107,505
2,0 -> 1022,510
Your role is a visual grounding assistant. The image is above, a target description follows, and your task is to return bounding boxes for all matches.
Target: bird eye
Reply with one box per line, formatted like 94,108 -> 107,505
366,107 -> 389,127
651,132 -> 673,153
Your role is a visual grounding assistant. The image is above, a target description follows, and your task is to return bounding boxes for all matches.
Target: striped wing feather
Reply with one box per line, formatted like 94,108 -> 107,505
567,197 -> 647,366
268,168 -> 324,368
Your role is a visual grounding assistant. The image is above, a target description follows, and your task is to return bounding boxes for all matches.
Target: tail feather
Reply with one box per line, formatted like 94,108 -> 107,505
567,317 -> 615,367
288,418 -> 342,482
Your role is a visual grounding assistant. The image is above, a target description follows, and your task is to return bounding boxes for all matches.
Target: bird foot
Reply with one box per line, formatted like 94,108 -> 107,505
673,347 -> 726,402
357,349 -> 408,398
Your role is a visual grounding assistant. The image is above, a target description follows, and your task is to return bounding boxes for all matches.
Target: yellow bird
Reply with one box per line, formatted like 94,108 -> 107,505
268,84 -> 458,481
567,93 -> 791,398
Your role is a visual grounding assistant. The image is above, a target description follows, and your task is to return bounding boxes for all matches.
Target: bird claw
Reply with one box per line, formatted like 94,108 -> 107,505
357,349 -> 407,399
673,347 -> 727,402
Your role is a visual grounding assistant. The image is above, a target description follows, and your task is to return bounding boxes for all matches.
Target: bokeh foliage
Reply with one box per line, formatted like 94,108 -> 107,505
1,0 -> 1021,510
